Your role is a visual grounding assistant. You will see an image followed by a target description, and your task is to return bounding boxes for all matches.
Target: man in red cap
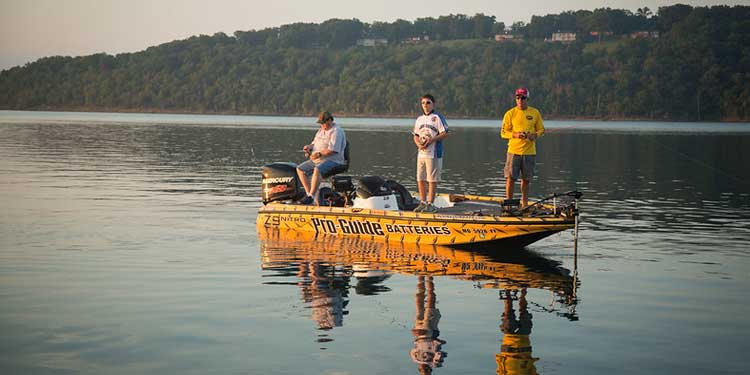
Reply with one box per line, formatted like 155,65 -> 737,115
500,88 -> 545,208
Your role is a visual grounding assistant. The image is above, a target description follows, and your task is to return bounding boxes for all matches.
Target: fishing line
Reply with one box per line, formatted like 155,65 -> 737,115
535,123 -> 749,186
407,121 -> 748,187
645,135 -> 750,186
543,123 -> 596,133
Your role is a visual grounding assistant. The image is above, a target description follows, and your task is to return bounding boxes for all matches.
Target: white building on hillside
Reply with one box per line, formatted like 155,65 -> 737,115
356,38 -> 388,47
547,32 -> 576,43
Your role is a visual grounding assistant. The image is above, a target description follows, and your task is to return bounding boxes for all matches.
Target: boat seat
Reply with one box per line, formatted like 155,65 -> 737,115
317,140 -> 352,206
321,140 -> 350,179
384,180 -> 419,210
355,177 -> 418,211
356,176 -> 389,198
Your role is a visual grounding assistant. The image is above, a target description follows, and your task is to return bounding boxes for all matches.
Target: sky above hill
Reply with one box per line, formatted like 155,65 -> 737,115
1,0 -> 747,70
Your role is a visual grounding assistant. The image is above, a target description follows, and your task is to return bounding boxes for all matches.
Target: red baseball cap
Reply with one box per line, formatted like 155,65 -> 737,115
515,88 -> 529,97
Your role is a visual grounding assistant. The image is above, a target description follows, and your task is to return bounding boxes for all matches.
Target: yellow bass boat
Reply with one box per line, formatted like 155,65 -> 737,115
257,163 -> 581,248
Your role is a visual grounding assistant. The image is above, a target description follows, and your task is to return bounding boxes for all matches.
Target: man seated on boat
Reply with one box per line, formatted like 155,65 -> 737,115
296,111 -> 347,205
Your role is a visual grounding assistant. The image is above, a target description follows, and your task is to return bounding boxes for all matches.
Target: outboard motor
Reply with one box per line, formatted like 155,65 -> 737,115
261,162 -> 305,204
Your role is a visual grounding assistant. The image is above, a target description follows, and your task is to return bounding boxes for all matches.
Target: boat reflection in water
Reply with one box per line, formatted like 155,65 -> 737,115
258,226 -> 579,374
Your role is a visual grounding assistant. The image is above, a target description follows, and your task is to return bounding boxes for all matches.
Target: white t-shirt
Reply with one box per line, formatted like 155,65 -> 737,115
311,123 -> 346,164
413,112 -> 448,159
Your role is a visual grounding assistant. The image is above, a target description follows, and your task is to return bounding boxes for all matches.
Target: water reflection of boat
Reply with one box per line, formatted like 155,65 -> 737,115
259,226 -> 577,301
259,163 -> 581,247
259,227 -> 579,372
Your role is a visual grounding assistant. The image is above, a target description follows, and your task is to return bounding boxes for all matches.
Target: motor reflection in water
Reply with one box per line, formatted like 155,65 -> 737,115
258,226 -> 579,372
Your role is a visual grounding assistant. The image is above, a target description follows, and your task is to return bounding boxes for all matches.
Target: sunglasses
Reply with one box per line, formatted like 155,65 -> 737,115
516,96 -> 528,100
421,101 -> 433,105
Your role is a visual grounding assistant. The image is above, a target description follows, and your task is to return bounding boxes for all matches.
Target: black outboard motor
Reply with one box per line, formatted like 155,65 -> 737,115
261,162 -> 305,204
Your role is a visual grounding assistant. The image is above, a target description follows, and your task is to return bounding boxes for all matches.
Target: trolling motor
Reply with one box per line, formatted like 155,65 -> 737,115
553,191 -> 582,216
541,190 -> 583,257
519,190 -> 582,217
520,190 -> 583,263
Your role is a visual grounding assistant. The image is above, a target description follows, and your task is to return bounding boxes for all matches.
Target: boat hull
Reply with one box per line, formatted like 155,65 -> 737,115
257,201 -> 574,247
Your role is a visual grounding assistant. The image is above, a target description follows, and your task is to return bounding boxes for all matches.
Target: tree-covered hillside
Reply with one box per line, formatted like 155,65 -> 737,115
1,5 -> 748,120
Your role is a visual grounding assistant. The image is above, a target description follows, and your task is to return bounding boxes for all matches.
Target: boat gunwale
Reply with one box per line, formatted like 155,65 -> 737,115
258,204 -> 575,226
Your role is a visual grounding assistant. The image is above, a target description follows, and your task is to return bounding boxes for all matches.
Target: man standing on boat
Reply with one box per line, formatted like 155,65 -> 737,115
501,88 -> 544,208
413,94 -> 449,213
296,111 -> 347,205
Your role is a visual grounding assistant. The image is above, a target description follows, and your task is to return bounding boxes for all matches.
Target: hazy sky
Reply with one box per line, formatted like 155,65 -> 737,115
1,0 -> 748,70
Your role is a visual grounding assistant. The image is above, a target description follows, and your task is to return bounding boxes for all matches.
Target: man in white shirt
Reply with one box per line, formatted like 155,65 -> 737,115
296,111 -> 347,205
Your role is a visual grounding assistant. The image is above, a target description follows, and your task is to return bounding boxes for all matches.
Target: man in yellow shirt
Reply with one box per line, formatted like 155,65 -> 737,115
500,88 -> 545,208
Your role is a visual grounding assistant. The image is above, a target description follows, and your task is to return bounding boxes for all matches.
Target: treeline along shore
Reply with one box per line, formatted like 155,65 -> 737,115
1,4 -> 748,121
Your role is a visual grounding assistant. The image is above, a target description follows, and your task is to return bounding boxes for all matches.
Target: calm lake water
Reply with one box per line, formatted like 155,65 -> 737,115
1,111 -> 749,374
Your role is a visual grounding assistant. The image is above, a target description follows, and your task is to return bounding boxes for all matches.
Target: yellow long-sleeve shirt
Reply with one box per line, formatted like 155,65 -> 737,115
500,106 -> 545,155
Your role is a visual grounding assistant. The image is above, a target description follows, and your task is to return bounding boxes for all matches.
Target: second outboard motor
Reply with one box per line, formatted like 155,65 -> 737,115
261,162 -> 305,204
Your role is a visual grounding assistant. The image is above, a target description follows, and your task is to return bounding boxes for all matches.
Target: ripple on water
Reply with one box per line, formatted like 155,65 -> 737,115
2,118 -> 750,374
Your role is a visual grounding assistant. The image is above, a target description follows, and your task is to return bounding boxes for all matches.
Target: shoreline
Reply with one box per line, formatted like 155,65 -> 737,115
1,106 -> 748,123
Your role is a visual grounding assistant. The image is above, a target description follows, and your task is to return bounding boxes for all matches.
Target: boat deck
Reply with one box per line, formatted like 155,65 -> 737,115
436,200 -> 509,216
280,199 -> 549,218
